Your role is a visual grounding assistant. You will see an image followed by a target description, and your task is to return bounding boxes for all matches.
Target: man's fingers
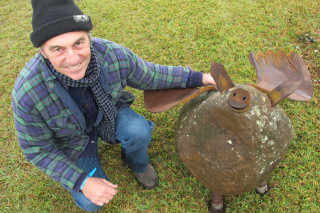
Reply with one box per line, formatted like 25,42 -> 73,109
93,195 -> 111,206
104,180 -> 118,188
96,202 -> 104,206
102,180 -> 118,195
82,177 -> 118,206
96,200 -> 109,206
106,186 -> 118,196
104,193 -> 116,201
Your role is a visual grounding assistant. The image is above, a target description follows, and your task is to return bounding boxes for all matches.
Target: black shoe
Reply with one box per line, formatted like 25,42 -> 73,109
133,164 -> 159,189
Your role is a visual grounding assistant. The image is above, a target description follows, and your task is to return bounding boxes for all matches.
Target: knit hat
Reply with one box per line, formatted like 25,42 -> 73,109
30,0 -> 93,47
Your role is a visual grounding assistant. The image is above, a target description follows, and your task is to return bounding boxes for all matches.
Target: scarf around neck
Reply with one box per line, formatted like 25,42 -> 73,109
47,49 -> 118,144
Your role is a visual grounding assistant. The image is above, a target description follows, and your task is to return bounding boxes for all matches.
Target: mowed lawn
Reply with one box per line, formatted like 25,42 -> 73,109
1,0 -> 319,212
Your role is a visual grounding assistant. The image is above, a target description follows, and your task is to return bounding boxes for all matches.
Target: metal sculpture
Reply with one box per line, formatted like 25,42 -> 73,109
144,50 -> 313,212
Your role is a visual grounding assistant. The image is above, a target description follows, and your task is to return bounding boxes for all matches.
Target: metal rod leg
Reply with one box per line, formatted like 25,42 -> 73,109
255,180 -> 269,195
209,192 -> 225,213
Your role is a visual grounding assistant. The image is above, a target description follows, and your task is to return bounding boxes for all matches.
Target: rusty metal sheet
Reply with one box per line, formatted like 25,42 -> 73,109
144,88 -> 199,113
210,62 -> 235,92
144,86 -> 217,113
228,88 -> 251,111
248,50 -> 313,103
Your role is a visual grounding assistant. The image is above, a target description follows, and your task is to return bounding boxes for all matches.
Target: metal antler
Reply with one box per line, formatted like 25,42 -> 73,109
248,49 -> 313,106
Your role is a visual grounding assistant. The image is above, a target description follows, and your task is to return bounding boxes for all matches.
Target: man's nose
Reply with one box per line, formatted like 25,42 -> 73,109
65,48 -> 79,65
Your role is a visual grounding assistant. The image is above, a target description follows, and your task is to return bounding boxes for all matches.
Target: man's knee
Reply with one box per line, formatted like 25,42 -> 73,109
127,120 -> 153,141
116,108 -> 154,152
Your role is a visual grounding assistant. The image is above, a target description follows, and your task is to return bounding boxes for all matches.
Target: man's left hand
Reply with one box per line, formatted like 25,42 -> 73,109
202,73 -> 216,86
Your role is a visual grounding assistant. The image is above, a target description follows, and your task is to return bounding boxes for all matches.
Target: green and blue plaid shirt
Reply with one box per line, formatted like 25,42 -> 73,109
12,37 -> 202,191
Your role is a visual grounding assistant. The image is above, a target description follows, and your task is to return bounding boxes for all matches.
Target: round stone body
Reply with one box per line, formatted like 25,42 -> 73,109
175,84 -> 294,196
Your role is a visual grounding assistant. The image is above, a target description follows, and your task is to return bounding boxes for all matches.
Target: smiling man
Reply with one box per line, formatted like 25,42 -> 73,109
12,0 -> 215,212
39,32 -> 92,80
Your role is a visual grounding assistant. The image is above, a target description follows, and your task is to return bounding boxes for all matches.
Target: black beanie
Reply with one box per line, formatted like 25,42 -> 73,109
30,0 -> 93,47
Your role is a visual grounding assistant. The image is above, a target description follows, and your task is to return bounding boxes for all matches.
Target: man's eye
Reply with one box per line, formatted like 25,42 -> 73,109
52,48 -> 61,53
50,47 -> 64,56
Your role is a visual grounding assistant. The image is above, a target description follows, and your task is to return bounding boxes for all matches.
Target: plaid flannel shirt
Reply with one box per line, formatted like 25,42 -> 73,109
12,37 -> 202,191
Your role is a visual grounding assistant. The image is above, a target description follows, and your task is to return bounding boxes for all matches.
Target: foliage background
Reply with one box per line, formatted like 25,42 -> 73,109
1,0 -> 319,212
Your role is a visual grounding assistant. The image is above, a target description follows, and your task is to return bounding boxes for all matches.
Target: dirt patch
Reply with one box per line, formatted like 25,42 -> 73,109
297,32 -> 320,88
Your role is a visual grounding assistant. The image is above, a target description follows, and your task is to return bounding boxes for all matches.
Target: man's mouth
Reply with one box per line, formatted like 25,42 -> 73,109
67,63 -> 81,70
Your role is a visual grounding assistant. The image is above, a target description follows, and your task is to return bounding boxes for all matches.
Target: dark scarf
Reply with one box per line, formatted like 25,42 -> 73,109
47,49 -> 118,144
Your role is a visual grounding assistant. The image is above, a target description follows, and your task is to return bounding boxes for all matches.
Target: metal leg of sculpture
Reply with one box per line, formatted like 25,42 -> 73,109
255,180 -> 270,196
208,192 -> 225,213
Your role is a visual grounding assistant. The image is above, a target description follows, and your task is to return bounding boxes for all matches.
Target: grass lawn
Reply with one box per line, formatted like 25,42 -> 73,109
1,0 -> 319,212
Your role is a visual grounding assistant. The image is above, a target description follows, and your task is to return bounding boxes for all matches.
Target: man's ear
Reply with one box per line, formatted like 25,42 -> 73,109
39,47 -> 48,59
87,32 -> 92,45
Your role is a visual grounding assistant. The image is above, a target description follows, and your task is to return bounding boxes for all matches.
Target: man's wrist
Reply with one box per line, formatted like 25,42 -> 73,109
186,71 -> 203,88
73,172 -> 89,192
80,168 -> 97,191
80,176 -> 90,191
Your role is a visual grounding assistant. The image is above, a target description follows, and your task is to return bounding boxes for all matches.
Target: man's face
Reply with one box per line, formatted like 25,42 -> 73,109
40,31 -> 91,80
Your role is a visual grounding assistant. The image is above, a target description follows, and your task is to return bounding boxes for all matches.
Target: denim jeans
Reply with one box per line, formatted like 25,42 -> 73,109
71,107 -> 154,212
71,156 -> 109,212
116,107 -> 154,173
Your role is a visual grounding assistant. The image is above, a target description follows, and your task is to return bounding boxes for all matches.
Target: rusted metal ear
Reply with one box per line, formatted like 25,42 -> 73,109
248,49 -> 313,106
143,64 -> 218,113
210,62 -> 235,92
144,88 -> 199,113
267,80 -> 301,107
144,86 -> 217,113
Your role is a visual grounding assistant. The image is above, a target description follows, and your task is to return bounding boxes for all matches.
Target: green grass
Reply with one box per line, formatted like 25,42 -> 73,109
1,0 -> 319,212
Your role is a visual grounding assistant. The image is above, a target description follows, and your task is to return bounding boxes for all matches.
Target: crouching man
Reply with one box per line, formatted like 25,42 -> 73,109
12,0 -> 215,211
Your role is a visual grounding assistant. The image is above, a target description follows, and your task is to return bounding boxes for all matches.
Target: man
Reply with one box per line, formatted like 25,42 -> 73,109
12,0 -> 215,212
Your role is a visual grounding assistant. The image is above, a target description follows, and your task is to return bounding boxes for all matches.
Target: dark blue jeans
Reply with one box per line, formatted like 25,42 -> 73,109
71,107 -> 154,212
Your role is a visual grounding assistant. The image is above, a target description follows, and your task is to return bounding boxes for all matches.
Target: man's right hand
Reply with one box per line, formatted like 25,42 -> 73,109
82,177 -> 118,206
